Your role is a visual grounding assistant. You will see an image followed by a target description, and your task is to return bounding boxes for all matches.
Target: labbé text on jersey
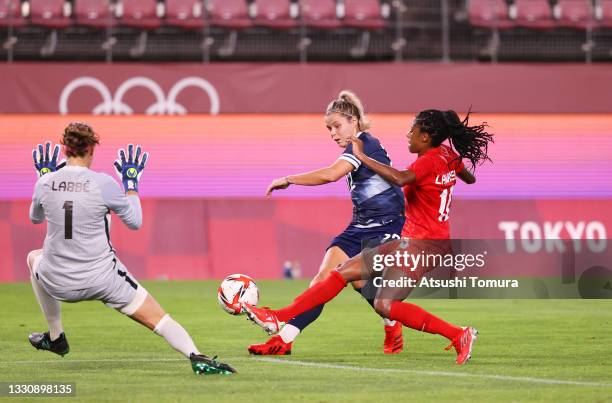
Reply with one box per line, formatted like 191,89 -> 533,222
51,181 -> 90,193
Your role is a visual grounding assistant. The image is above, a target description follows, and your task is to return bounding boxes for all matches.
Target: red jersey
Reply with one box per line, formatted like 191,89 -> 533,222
401,144 -> 464,240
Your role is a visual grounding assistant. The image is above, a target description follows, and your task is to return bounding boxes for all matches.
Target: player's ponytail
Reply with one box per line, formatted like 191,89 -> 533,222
415,109 -> 494,170
61,122 -> 100,158
326,90 -> 371,131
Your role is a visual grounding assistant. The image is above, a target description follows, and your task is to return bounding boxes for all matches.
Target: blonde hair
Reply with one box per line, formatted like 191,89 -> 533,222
325,90 -> 371,131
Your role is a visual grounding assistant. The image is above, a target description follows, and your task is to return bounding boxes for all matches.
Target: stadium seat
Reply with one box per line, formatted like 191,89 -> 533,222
165,0 -> 204,29
0,0 -> 25,62
511,0 -> 555,29
595,0 -> 612,28
300,0 -> 341,30
554,0 -> 593,29
116,0 -> 162,29
342,0 -> 386,30
30,0 -> 72,28
115,0 -> 163,58
207,0 -> 252,29
554,0 -> 595,63
468,0 -> 512,29
0,0 -> 27,27
0,0 -> 26,27
74,0 -> 115,28
253,0 -> 297,29
468,0 -> 512,62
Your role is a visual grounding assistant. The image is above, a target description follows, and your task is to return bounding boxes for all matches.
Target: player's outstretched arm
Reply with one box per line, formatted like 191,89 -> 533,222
350,135 -> 415,187
265,159 -> 353,196
32,141 -> 66,177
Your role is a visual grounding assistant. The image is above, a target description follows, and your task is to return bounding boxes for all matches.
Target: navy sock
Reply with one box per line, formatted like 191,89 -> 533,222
287,304 -> 324,331
287,285 -> 376,331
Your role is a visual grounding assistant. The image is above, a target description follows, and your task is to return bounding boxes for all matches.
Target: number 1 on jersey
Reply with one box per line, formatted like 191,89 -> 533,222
438,186 -> 453,222
63,200 -> 73,239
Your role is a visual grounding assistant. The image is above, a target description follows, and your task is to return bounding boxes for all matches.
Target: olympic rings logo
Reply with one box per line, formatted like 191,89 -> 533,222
59,76 -> 220,115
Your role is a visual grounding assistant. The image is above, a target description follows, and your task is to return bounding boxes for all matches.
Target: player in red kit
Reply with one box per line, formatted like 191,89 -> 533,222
243,109 -> 493,365
401,123 -> 472,240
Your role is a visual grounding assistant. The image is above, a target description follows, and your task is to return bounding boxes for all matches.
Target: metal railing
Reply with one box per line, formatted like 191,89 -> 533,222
1,0 -> 610,63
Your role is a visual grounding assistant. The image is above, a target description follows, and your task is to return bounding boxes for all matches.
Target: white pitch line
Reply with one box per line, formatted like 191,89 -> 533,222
254,357 -> 612,388
3,356 -> 611,388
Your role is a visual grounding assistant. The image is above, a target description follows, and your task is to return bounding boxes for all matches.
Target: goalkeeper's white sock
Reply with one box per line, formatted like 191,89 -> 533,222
278,323 -> 300,344
153,314 -> 200,358
383,318 -> 397,327
30,274 -> 63,341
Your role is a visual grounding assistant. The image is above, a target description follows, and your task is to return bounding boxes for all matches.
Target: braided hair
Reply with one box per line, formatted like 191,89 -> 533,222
414,109 -> 493,170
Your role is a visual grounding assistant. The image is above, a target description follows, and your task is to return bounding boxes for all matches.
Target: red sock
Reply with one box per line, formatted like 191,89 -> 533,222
275,270 -> 347,322
388,300 -> 461,341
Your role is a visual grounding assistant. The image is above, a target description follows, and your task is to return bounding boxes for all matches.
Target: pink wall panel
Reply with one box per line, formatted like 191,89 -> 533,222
1,114 -> 611,199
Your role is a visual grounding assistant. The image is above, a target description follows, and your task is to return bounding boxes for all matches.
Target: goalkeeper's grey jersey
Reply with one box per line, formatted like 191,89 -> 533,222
30,165 -> 142,290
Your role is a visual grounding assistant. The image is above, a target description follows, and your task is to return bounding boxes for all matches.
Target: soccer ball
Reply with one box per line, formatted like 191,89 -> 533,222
217,274 -> 259,315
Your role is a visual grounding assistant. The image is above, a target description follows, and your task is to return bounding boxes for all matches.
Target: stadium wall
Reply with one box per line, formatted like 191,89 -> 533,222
0,63 -> 611,114
0,114 -> 610,282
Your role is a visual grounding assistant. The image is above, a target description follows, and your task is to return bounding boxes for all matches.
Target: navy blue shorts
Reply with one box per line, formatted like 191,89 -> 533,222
327,217 -> 405,258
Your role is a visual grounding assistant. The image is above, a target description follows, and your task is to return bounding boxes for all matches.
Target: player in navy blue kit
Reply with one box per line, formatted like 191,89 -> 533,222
248,91 -> 406,355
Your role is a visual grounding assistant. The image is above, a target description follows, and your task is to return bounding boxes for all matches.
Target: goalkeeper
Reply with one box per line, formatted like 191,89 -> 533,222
27,122 -> 235,375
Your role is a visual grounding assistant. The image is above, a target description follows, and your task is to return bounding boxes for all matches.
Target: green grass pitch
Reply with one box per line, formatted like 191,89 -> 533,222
1,280 -> 611,402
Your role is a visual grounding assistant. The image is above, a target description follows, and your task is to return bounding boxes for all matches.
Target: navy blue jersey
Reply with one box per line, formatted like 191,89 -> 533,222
338,132 -> 405,226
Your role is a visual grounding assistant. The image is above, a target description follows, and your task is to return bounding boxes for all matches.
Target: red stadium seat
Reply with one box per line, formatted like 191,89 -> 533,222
0,0 -> 26,27
207,0 -> 252,29
117,0 -> 162,29
595,0 -> 612,28
511,0 -> 555,29
165,0 -> 204,29
30,0 -> 72,28
74,0 -> 114,28
342,0 -> 386,30
555,0 -> 593,29
468,0 -> 512,29
300,0 -> 341,30
253,0 -> 297,29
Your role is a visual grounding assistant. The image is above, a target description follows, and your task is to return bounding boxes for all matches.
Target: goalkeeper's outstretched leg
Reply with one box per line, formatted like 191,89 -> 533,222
128,291 -> 236,375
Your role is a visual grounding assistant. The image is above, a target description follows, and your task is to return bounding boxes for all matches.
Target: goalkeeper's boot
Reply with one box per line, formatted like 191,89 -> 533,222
248,335 -> 292,356
445,327 -> 478,365
190,353 -> 236,375
28,331 -> 69,357
242,303 -> 281,335
383,321 -> 403,354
